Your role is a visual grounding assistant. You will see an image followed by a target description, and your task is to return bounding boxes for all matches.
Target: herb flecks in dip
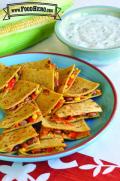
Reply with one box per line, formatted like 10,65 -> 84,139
63,14 -> 120,49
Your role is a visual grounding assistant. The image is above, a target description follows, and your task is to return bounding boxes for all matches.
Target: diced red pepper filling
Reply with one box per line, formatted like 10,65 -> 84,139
14,112 -> 40,128
51,112 -> 98,124
68,132 -> 79,139
31,93 -> 37,100
40,127 -> 51,137
54,71 -> 59,89
91,89 -> 102,96
52,99 -> 64,112
68,131 -> 90,139
8,78 -> 16,90
26,90 -> 39,102
66,69 -> 78,88
53,130 -> 89,139
31,147 -> 55,154
40,127 -> 88,139
3,77 -> 16,92
12,137 -> 38,152
51,116 -> 75,124
47,60 -> 56,69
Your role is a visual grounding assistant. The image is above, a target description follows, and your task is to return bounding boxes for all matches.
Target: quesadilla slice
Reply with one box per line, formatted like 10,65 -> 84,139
0,66 -> 21,95
0,80 -> 41,111
21,67 -> 55,90
19,58 -> 59,90
0,126 -> 38,153
22,58 -> 56,70
64,77 -> 102,103
51,99 -> 102,123
0,102 -> 43,133
40,118 -> 90,140
36,87 -> 64,116
57,65 -> 80,93
19,137 -> 66,155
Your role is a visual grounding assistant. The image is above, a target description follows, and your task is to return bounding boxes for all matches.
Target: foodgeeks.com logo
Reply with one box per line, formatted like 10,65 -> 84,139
3,2 -> 61,20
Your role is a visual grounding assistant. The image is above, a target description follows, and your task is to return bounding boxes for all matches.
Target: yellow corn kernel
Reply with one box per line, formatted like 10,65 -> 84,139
19,148 -> 26,152
70,74 -> 75,79
74,97 -> 80,102
15,73 -> 19,81
35,89 -> 40,95
32,113 -> 38,120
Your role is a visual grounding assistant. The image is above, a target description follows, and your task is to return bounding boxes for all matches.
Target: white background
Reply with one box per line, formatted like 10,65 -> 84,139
1,0 -> 120,165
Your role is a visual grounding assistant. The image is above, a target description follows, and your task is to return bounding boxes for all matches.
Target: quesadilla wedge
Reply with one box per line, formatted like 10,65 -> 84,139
19,58 -> 59,90
0,66 -> 21,95
0,126 -> 38,153
22,58 -> 56,70
57,65 -> 80,93
51,99 -> 102,123
21,67 -> 55,90
64,77 -> 102,103
19,137 -> 66,155
0,102 -> 43,133
0,80 -> 41,111
36,87 -> 64,116
40,118 -> 90,140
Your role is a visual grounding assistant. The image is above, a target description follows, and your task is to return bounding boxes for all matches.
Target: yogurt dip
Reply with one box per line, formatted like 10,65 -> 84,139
62,14 -> 120,49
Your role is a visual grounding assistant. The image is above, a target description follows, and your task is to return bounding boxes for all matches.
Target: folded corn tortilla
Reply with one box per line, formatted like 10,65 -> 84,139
21,67 -> 55,90
36,87 -> 64,116
42,117 -> 90,132
0,126 -> 38,153
0,80 -> 41,110
22,58 -> 56,70
0,65 -> 21,90
55,99 -> 102,118
64,77 -> 102,103
41,118 -> 90,140
57,65 -> 80,93
19,137 -> 66,155
0,102 -> 43,133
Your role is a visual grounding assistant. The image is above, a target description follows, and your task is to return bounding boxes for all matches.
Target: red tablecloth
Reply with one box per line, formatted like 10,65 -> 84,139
0,153 -> 119,181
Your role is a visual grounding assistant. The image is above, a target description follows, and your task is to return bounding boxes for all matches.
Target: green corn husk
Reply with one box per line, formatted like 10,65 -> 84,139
0,0 -> 73,56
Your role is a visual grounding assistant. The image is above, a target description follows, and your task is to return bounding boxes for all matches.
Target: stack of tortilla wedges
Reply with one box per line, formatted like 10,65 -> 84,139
0,58 -> 102,156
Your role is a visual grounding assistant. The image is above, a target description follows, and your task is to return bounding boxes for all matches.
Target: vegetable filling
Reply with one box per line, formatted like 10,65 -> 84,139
29,146 -> 64,154
14,111 -> 41,128
66,68 -> 79,89
54,71 -> 59,89
1,73 -> 19,93
9,88 -> 40,111
52,98 -> 64,112
50,112 -> 98,123
12,137 -> 38,152
40,127 -> 89,139
64,89 -> 102,102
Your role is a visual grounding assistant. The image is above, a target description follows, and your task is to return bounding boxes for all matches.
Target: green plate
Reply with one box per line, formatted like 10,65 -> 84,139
0,52 -> 117,162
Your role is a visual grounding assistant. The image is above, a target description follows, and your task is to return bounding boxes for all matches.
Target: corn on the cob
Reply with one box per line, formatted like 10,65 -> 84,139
0,0 -> 73,56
